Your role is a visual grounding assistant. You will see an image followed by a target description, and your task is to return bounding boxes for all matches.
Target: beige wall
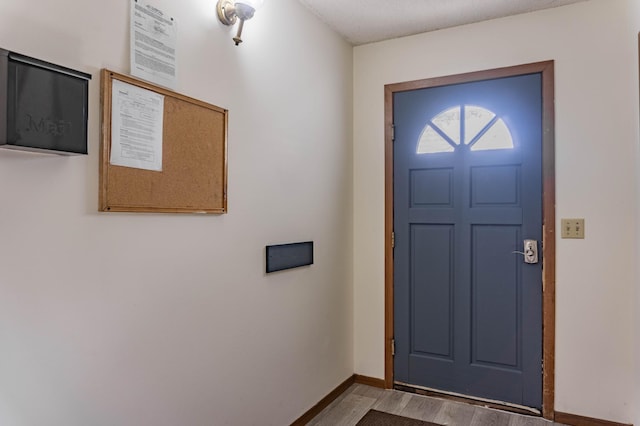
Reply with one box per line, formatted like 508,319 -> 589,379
353,0 -> 639,423
0,0 -> 353,425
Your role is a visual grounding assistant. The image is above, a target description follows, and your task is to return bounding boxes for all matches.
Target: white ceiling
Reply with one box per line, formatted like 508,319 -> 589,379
296,0 -> 587,45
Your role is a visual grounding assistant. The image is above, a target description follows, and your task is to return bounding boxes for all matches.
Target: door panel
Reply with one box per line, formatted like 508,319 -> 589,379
472,225 -> 520,368
411,168 -> 453,207
411,224 -> 454,359
393,74 -> 542,409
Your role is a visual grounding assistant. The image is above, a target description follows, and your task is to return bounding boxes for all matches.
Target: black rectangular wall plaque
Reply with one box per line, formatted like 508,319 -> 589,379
0,48 -> 91,155
266,241 -> 313,273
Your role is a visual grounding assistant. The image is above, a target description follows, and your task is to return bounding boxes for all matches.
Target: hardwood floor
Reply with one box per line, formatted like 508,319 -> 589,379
307,384 -> 567,426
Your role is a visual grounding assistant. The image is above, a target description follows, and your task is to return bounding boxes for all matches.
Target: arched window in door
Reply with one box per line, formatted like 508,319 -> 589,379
416,105 -> 514,154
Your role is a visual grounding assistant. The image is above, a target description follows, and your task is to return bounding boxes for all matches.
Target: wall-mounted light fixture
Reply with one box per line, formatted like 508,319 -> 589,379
216,0 -> 264,46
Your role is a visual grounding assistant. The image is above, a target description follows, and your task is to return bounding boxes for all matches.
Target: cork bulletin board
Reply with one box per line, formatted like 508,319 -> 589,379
99,69 -> 228,213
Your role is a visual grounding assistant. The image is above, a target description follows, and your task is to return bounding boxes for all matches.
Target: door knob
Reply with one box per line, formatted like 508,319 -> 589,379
512,239 -> 539,264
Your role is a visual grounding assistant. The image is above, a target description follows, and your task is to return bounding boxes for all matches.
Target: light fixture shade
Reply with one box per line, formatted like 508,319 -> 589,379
233,2 -> 256,21
237,0 -> 264,10
217,0 -> 264,25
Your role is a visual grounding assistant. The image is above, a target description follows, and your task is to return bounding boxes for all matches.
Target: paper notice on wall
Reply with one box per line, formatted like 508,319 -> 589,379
130,0 -> 177,89
110,79 -> 164,172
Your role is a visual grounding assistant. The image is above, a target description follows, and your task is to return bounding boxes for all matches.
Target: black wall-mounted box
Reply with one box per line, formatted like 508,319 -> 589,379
266,241 -> 314,273
0,49 -> 91,155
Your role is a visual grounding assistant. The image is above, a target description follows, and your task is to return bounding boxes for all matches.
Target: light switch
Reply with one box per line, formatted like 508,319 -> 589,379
561,218 -> 585,239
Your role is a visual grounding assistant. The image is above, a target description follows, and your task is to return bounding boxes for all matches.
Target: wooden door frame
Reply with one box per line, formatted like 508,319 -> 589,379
383,61 -> 556,420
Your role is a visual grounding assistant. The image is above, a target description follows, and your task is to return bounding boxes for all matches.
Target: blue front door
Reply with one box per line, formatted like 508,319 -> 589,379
393,73 -> 543,409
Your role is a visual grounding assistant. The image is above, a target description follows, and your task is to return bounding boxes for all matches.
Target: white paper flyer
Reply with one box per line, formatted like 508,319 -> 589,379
130,0 -> 177,89
110,79 -> 164,172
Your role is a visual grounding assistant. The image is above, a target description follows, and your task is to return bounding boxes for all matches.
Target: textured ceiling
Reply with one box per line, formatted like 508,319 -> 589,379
296,0 -> 587,45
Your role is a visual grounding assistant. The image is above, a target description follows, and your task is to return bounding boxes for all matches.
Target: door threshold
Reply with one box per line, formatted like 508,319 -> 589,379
394,381 -> 541,417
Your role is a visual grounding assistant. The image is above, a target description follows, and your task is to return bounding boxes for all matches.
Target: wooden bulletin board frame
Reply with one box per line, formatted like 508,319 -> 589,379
99,69 -> 228,214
